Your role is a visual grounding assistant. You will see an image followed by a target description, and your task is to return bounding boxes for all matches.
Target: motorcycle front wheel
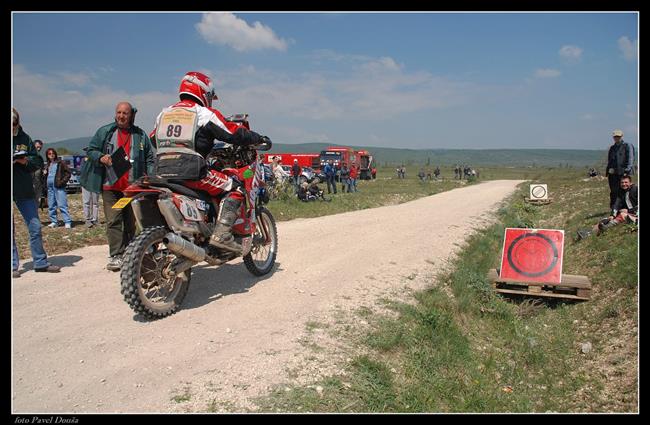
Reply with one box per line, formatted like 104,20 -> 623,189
120,226 -> 191,319
243,207 -> 278,276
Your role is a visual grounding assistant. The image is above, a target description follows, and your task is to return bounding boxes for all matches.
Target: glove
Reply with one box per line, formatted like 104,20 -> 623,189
260,135 -> 272,145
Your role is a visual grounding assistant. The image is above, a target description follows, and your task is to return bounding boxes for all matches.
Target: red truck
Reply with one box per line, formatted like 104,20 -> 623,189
356,149 -> 375,180
262,153 -> 320,169
319,146 -> 375,180
319,146 -> 357,170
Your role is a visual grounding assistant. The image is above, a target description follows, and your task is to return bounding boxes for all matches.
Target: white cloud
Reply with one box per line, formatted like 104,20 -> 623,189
581,113 -> 593,121
534,68 -> 561,78
559,45 -> 583,62
13,64 -> 170,141
618,36 -> 638,61
54,71 -> 92,86
195,13 -> 288,52
12,53 -> 483,144
210,54 -> 474,127
359,56 -> 403,73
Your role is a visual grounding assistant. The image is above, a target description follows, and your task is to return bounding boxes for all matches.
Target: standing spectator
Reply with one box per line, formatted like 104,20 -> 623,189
434,166 -> 441,180
340,163 -> 350,193
349,163 -> 359,192
12,108 -> 60,277
323,159 -> 337,194
270,156 -> 290,191
417,167 -> 426,182
606,129 -> 635,210
43,148 -> 72,228
270,156 -> 289,181
291,159 -> 301,194
81,153 -> 100,228
79,101 -> 155,271
32,139 -> 47,210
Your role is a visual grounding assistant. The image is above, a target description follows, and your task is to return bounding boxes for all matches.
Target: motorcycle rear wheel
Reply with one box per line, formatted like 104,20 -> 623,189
243,207 -> 278,276
120,226 -> 191,319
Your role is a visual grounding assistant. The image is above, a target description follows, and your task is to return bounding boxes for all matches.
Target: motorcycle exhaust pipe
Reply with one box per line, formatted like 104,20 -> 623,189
162,232 -> 206,263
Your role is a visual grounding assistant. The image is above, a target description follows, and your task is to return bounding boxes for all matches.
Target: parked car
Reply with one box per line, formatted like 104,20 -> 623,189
280,165 -> 325,184
65,168 -> 82,194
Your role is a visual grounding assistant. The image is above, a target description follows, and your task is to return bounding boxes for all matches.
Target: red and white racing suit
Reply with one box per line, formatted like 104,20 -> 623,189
153,99 -> 249,204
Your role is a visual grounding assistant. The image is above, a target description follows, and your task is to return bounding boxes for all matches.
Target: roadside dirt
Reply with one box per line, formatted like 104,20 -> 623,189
11,180 -> 523,413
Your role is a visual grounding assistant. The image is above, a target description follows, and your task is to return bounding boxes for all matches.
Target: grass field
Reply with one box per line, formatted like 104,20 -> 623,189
252,166 -> 638,413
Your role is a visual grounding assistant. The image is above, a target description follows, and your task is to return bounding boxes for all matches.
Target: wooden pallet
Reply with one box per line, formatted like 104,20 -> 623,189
487,269 -> 591,301
524,197 -> 553,205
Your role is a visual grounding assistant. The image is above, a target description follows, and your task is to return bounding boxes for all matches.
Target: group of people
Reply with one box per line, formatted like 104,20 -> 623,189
14,71 -> 270,276
454,164 -> 477,180
591,129 -> 637,236
417,166 -> 441,181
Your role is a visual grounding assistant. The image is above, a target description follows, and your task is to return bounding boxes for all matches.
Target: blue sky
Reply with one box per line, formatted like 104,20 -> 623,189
12,12 -> 638,150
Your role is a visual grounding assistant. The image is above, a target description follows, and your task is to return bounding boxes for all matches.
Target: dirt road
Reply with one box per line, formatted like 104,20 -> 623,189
12,180 -> 522,413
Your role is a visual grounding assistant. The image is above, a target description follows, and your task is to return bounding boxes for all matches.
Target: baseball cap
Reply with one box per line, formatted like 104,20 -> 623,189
612,129 -> 624,137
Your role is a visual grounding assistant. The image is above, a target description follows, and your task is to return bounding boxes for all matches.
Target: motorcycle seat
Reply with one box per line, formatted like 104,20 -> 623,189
144,176 -> 213,202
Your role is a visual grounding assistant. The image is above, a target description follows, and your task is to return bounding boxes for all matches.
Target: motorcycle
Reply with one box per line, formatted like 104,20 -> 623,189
118,120 -> 277,319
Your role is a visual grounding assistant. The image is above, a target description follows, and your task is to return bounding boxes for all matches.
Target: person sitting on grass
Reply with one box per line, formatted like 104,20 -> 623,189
297,181 -> 315,202
594,174 -> 638,235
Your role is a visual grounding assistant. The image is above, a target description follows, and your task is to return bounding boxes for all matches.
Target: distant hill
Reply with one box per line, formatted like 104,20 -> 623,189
47,137 -> 93,155
47,138 -> 607,167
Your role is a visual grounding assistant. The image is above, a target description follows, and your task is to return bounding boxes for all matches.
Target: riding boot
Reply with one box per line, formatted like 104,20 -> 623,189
209,197 -> 242,253
598,219 -> 619,234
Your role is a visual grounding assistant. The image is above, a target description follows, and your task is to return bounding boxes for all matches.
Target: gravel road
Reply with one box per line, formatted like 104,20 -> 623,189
12,179 -> 522,413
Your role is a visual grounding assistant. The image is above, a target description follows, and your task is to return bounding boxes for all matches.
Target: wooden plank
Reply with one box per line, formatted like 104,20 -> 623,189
486,269 -> 592,289
494,288 -> 590,301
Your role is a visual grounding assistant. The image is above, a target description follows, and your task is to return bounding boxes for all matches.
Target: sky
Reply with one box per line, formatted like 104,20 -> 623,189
12,12 -> 638,150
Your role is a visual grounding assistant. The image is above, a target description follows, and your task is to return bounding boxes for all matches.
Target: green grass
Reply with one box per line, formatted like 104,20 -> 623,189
254,166 -> 638,413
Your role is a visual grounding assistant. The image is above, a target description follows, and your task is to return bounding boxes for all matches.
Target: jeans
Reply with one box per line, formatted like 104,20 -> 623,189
326,176 -> 337,194
82,187 -> 100,223
47,182 -> 72,225
608,174 -> 622,210
346,178 -> 354,193
13,198 -> 50,271
293,176 -> 300,194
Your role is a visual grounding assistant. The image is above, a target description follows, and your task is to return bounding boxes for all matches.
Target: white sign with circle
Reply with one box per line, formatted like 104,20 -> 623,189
530,184 -> 548,200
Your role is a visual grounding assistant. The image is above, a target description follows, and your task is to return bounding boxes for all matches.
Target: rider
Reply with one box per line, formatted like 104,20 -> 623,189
153,71 -> 268,253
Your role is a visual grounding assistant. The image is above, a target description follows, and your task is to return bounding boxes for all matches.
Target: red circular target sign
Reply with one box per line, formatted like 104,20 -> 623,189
500,228 -> 564,283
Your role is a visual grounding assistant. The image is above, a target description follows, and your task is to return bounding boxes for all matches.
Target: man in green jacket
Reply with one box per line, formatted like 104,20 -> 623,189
12,108 -> 61,277
80,102 -> 155,271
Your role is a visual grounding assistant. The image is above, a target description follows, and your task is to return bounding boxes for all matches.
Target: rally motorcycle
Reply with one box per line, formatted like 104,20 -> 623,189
118,115 -> 277,319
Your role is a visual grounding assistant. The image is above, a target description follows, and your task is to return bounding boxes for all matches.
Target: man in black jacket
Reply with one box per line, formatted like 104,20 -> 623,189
595,174 -> 638,235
